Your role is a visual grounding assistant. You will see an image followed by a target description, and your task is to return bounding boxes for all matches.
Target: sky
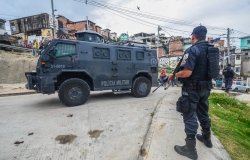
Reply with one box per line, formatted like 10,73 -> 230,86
1,0 -> 250,46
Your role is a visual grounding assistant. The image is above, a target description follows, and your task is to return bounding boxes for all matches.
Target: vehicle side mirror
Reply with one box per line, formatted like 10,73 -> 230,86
48,47 -> 57,58
49,47 -> 55,54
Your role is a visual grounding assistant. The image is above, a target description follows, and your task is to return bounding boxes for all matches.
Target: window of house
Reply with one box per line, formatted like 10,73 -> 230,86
235,67 -> 240,73
136,51 -> 144,60
236,55 -> 241,60
117,49 -> 131,60
247,40 -> 250,44
93,47 -> 110,59
54,43 -> 76,57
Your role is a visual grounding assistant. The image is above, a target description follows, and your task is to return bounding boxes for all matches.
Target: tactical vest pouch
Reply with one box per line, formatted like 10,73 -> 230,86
176,96 -> 190,113
207,47 -> 220,79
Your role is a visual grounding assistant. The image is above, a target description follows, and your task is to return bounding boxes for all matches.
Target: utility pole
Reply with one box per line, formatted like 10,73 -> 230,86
227,28 -> 231,65
86,16 -> 89,30
157,26 -> 161,58
51,0 -> 56,39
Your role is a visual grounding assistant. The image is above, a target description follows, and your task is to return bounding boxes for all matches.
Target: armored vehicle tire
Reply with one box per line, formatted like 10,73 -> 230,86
131,76 -> 151,98
58,78 -> 90,107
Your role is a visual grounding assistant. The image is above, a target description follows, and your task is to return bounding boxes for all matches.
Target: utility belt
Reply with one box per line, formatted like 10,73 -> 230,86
182,80 -> 212,91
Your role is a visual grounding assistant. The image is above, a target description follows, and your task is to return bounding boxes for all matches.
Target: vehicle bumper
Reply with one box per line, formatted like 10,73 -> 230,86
25,72 -> 55,94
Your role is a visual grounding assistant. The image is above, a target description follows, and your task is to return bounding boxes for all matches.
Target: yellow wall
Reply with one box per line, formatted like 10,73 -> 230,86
41,29 -> 53,38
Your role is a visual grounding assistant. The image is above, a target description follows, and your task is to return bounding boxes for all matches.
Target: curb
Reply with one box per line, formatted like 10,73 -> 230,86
0,92 -> 36,97
137,93 -> 167,160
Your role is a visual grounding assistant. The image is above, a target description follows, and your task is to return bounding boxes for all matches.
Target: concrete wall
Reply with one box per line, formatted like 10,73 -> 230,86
241,59 -> 250,77
0,51 -> 37,84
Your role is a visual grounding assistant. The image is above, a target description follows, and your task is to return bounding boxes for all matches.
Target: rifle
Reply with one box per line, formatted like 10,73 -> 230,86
152,54 -> 186,93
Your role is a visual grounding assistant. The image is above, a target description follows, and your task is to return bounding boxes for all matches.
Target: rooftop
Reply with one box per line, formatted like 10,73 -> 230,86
0,19 -> 6,23
239,35 -> 250,39
9,13 -> 49,21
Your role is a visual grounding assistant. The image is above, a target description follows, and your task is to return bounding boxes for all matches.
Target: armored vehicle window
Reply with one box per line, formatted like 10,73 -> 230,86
93,47 -> 110,59
117,49 -> 131,60
54,43 -> 76,57
76,32 -> 103,43
136,51 -> 144,60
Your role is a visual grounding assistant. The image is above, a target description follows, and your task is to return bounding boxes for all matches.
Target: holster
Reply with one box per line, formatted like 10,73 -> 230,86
176,95 -> 190,113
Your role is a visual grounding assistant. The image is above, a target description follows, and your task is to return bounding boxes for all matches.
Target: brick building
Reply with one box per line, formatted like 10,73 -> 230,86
57,15 -> 102,39
169,37 -> 184,56
101,28 -> 111,40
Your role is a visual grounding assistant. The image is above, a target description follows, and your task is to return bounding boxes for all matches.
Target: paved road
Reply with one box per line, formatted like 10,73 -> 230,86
0,89 -> 165,160
0,87 -> 231,160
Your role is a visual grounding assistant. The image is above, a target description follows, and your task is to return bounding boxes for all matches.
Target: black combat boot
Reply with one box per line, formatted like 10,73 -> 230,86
174,138 -> 198,160
196,129 -> 213,148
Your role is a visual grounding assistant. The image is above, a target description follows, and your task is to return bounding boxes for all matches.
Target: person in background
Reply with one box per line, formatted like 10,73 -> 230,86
32,40 -> 38,56
159,68 -> 168,86
33,40 -> 38,49
223,64 -> 235,93
170,69 -> 177,86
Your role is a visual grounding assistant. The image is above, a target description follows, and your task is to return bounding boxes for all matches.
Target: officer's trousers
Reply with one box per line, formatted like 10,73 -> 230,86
225,78 -> 233,91
180,87 -> 211,137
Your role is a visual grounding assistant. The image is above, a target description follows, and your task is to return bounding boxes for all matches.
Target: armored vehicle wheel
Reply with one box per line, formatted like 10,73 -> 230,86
131,77 -> 151,98
58,78 -> 90,107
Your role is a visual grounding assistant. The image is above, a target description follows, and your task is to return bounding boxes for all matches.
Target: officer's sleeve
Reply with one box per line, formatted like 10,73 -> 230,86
181,47 -> 198,71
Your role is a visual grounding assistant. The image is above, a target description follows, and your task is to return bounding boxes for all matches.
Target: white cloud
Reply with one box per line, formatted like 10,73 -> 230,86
1,0 -> 249,40
90,0 -> 250,38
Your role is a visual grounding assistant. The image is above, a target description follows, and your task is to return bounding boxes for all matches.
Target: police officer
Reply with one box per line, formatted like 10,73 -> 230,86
169,26 -> 213,160
223,64 -> 235,92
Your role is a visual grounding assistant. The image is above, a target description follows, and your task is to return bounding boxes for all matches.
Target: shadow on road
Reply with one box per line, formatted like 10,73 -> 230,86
27,91 -> 133,109
30,97 -> 62,108
88,91 -> 132,103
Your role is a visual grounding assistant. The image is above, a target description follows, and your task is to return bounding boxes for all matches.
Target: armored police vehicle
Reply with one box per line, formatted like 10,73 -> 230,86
25,31 -> 158,106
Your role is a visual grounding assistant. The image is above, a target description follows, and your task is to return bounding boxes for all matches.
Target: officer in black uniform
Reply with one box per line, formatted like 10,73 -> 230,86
169,26 -> 213,160
223,64 -> 235,92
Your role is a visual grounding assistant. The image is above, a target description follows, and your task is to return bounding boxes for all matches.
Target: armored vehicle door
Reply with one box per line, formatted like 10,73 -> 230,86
111,48 -> 134,88
77,42 -> 115,90
49,41 -> 78,72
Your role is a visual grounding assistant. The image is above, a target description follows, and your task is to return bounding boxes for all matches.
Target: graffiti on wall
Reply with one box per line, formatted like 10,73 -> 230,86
159,56 -> 182,68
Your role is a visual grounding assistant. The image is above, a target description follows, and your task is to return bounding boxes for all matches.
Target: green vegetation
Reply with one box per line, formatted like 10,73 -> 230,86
209,93 -> 250,160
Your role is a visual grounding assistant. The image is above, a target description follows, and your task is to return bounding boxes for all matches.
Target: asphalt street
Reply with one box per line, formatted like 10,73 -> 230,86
0,89 -> 165,160
0,87 -> 231,160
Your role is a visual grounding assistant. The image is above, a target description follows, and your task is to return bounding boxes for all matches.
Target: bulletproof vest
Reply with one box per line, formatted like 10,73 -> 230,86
223,67 -> 234,78
186,41 -> 209,82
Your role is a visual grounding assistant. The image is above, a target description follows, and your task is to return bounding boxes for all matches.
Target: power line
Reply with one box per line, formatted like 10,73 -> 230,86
78,0 -> 250,36
75,0 -> 226,36
86,0 -> 228,31
97,6 -> 157,29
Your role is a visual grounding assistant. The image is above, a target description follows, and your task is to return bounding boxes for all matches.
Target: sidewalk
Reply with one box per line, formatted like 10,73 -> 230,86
212,89 -> 250,105
141,87 -> 231,160
0,83 -> 35,96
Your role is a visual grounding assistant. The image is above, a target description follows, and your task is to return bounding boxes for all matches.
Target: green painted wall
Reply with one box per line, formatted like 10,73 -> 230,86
240,36 -> 250,49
